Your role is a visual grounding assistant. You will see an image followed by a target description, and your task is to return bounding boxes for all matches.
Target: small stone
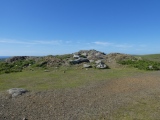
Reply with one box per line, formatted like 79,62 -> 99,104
7,88 -> 28,97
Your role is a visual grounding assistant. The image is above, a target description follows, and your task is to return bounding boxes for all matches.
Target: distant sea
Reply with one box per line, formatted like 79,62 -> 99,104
0,56 -> 11,59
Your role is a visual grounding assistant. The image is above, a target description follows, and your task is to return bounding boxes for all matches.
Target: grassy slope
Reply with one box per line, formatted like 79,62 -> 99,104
0,67 -> 145,91
136,54 -> 160,62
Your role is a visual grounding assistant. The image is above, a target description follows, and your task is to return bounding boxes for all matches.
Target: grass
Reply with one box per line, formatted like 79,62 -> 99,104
0,67 -> 146,91
112,95 -> 160,120
136,54 -> 160,62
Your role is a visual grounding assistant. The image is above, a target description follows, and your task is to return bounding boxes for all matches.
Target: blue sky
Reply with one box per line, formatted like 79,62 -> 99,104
0,0 -> 160,56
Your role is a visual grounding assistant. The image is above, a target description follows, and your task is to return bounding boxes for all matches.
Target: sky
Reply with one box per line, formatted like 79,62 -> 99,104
0,0 -> 160,56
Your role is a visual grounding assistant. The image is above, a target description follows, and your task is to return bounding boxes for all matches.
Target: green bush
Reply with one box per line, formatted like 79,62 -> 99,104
0,59 -> 36,74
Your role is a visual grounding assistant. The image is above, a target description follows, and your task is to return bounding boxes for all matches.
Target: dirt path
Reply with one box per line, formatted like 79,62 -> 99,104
1,71 -> 160,120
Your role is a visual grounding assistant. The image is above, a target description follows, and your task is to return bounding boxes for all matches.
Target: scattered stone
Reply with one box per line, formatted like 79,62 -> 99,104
7,88 -> 28,97
44,70 -> 49,72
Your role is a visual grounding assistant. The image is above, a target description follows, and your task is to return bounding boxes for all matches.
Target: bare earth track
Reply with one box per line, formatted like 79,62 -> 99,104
1,71 -> 160,120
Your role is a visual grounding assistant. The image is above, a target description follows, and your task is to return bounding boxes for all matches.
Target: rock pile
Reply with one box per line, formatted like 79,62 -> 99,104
69,50 -> 108,69
74,49 -> 106,60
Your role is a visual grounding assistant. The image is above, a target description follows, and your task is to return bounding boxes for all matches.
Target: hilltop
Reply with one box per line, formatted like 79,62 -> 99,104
0,49 -> 160,74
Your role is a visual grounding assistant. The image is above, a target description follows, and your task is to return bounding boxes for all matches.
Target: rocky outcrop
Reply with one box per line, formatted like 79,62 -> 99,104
2,50 -> 138,72
73,49 -> 106,60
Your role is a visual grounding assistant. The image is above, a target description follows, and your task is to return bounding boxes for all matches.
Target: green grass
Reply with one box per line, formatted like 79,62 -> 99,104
136,54 -> 160,62
0,67 -> 146,91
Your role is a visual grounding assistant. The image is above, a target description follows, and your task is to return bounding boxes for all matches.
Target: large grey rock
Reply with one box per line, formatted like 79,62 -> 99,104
69,58 -> 89,64
7,88 -> 28,97
96,63 -> 107,69
69,60 -> 78,64
77,58 -> 89,63
83,64 -> 92,68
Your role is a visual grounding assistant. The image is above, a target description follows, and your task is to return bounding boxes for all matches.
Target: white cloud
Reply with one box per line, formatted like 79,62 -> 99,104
93,41 -> 133,49
0,39 -> 34,44
34,40 -> 62,45
93,41 -> 113,46
0,39 -> 62,45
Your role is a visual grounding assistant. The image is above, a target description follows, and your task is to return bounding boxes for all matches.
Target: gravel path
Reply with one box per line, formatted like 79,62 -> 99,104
1,71 -> 160,120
